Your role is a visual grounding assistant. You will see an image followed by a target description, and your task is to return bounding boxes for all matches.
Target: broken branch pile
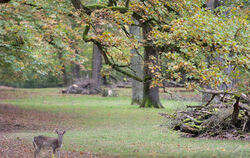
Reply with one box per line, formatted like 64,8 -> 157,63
62,79 -> 102,94
160,90 -> 250,140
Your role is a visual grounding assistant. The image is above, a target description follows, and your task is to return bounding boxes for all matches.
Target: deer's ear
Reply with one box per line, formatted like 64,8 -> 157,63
63,131 -> 66,134
55,129 -> 59,133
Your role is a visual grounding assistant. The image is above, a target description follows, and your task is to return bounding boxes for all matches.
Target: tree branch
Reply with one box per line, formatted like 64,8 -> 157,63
125,0 -> 130,7
0,0 -> 11,3
204,94 -> 216,106
198,89 -> 249,104
95,43 -> 143,82
82,25 -> 90,41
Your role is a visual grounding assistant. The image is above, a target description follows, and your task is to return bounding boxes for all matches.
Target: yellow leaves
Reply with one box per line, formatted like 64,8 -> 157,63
42,25 -> 50,30
173,65 -> 179,70
201,75 -> 206,80
148,151 -> 158,157
221,148 -> 225,151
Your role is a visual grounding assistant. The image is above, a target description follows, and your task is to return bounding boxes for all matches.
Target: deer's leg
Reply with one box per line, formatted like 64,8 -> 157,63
52,148 -> 56,158
34,147 -> 41,158
57,149 -> 61,158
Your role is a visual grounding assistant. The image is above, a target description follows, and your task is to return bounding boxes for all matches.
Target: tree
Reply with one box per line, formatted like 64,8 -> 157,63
140,23 -> 163,108
2,0 -> 248,111
91,44 -> 103,92
130,19 -> 143,105
71,0 -> 248,107
201,0 -> 247,103
70,0 -> 187,108
91,24 -> 103,93
0,0 -> 87,85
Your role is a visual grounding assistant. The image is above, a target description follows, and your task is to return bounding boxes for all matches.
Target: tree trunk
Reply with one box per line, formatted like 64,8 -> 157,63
140,25 -> 163,108
206,0 -> 216,10
91,44 -> 102,92
231,97 -> 240,125
130,19 -> 143,105
74,50 -> 81,79
62,64 -> 68,86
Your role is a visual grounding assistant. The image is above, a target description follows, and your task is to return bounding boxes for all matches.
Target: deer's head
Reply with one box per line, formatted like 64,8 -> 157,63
55,129 -> 66,143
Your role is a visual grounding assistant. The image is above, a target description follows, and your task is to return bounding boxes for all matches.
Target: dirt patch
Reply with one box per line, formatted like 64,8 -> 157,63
0,104 -> 71,132
0,86 -> 15,90
0,90 -> 45,101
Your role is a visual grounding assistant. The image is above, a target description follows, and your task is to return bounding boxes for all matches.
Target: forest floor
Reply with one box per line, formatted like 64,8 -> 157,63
0,87 -> 249,158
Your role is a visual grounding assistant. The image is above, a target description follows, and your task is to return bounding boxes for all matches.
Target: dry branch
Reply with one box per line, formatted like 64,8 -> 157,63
239,103 -> 250,112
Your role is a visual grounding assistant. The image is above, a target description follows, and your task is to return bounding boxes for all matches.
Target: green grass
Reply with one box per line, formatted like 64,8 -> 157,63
2,88 -> 250,158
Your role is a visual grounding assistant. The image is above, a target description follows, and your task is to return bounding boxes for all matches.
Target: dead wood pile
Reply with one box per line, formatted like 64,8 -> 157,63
160,90 -> 250,140
62,79 -> 101,94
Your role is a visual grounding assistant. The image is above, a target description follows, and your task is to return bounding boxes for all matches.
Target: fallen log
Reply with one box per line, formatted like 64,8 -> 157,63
186,105 -> 204,109
240,93 -> 250,103
180,124 -> 199,135
239,103 -> 250,112
183,114 -> 203,125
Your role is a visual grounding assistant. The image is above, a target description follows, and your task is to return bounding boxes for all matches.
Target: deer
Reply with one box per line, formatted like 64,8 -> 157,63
33,129 -> 66,158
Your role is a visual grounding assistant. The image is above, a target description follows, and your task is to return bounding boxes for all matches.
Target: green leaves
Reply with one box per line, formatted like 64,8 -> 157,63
0,0 -> 86,81
157,5 -> 249,91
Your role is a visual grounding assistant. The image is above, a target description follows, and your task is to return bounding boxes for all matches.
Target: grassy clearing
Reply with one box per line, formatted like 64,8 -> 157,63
2,88 -> 250,158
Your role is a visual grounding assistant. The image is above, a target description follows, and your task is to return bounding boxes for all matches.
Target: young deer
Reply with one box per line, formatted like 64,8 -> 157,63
33,129 -> 66,158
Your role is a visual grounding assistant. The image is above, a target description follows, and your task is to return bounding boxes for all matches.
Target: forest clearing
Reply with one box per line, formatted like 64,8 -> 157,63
0,0 -> 249,157
0,87 -> 249,157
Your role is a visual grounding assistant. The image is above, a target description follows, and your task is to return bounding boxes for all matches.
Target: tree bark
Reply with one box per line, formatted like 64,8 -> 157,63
130,19 -> 143,105
232,97 -> 240,125
140,24 -> 163,108
74,62 -> 81,79
62,64 -> 68,86
91,44 -> 102,92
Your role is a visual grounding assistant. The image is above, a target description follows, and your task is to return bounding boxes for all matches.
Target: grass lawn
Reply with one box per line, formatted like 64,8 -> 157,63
1,88 -> 250,158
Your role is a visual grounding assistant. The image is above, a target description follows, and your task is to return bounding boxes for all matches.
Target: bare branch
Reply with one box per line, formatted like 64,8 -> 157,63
204,94 -> 216,106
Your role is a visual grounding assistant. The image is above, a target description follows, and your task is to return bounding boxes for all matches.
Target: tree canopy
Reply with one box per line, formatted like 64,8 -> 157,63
0,0 -> 249,97
0,0 -> 87,82
69,0 -> 249,107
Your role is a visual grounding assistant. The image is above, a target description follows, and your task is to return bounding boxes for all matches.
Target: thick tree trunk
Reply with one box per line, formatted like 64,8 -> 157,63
140,78 -> 163,108
140,25 -> 163,108
90,23 -> 103,93
91,44 -> 102,92
130,19 -> 143,105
